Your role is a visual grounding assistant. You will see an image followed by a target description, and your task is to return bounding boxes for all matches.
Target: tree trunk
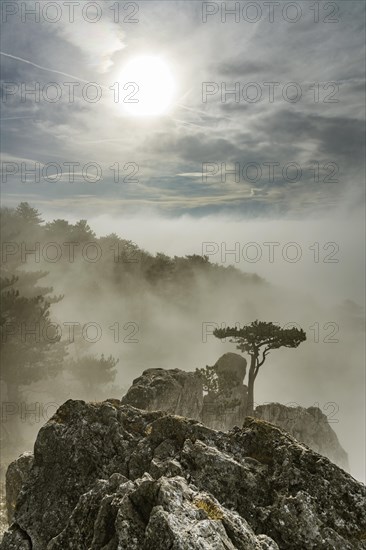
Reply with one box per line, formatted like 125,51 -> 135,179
245,355 -> 257,416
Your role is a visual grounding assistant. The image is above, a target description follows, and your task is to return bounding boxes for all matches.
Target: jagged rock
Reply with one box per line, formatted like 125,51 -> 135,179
5,453 -> 33,524
1,400 -> 365,549
121,362 -> 348,469
121,368 -> 203,420
122,357 -> 249,432
47,474 -> 279,549
255,402 -> 349,471
1,526 -> 31,550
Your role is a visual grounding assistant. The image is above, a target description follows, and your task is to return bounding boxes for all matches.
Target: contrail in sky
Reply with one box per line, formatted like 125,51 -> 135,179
0,116 -> 36,121
0,51 -> 105,86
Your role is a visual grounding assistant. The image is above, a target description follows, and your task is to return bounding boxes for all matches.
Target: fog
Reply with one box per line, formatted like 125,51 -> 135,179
1,205 -> 365,484
86,211 -> 365,305
87,208 -> 365,484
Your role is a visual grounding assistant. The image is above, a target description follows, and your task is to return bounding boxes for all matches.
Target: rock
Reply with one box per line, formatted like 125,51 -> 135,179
121,364 -> 349,470
1,400 -> 365,549
0,481 -> 8,541
5,452 -> 33,524
121,368 -> 203,420
214,352 -> 247,383
202,353 -> 248,431
1,526 -> 31,550
47,474 -> 279,550
122,357 -> 249,432
121,362 -> 348,470
202,385 -> 248,431
255,402 -> 350,471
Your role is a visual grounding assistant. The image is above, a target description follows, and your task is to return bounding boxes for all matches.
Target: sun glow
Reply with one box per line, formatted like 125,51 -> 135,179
118,56 -> 176,116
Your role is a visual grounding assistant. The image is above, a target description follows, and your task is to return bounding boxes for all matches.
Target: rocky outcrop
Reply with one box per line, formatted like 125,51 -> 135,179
121,368 -> 203,420
255,403 -> 349,471
202,353 -> 248,431
47,474 -> 279,550
122,354 -> 249,432
2,399 -> 366,549
5,453 -> 33,524
121,360 -> 348,470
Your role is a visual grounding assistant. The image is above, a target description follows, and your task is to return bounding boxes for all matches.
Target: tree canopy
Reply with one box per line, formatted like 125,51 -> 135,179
214,320 -> 306,415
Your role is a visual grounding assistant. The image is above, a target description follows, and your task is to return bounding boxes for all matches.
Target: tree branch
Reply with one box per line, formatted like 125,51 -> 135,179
254,347 -> 270,378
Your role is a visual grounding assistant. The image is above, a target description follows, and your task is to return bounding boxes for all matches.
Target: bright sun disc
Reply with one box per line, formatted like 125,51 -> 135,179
119,56 -> 176,116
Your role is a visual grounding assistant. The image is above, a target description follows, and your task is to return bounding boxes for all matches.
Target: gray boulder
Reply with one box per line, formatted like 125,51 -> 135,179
121,368 -> 203,420
1,400 -> 365,549
214,352 -> 247,383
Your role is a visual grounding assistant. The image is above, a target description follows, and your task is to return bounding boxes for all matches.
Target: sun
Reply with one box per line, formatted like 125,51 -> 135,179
118,56 -> 176,116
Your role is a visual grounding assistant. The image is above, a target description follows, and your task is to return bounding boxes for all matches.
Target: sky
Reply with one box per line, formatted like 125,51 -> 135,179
0,0 -> 365,217
0,1 -> 365,481
1,0 -> 364,302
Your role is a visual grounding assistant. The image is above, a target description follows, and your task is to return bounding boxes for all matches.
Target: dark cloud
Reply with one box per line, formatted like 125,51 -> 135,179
213,60 -> 275,78
253,110 -> 365,166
